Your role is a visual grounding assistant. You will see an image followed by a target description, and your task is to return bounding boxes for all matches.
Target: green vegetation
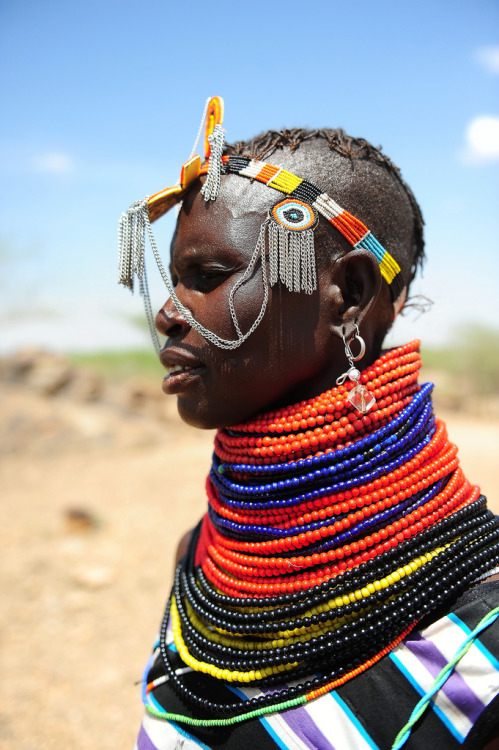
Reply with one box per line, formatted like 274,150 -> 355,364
422,325 -> 499,397
68,326 -> 499,407
69,349 -> 162,381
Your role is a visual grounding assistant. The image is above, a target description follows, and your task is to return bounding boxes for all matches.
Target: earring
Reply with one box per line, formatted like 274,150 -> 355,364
336,324 -> 376,415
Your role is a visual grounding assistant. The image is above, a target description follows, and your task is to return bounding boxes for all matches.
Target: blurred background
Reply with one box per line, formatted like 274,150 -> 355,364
1,1 -> 498,748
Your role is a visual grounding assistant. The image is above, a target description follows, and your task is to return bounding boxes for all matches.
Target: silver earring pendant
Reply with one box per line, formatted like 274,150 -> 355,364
336,324 -> 376,415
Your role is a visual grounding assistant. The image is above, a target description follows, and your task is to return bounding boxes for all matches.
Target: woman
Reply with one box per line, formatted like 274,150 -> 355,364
119,98 -> 499,749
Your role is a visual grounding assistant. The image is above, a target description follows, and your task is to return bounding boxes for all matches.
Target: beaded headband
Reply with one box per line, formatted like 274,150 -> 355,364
118,97 -> 405,351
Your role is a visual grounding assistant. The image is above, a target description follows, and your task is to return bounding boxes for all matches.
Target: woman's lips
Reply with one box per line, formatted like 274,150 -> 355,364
165,363 -> 196,375
161,362 -> 205,394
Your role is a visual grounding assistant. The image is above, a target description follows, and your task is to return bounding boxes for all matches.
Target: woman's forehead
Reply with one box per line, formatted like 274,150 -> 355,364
172,178 -> 271,262
181,142 -> 401,233
183,172 -> 272,219
174,142 -> 414,291
176,181 -> 343,274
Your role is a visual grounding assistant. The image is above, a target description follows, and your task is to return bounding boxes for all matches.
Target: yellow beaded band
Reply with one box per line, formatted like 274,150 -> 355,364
171,597 -> 300,682
172,545 -> 446,684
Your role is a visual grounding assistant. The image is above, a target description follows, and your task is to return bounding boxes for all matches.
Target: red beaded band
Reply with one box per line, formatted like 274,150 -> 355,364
200,481 -> 477,598
209,419 -> 450,528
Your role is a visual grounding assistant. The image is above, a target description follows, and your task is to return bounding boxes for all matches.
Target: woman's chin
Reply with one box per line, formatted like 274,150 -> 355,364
175,395 -> 265,431
176,397 -> 220,431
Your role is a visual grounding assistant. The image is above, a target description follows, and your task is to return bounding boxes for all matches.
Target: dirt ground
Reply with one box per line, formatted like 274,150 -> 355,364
1,357 -> 498,750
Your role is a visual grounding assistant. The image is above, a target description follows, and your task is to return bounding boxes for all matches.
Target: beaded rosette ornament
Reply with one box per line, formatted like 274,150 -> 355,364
141,341 -> 499,727
118,96 -> 405,353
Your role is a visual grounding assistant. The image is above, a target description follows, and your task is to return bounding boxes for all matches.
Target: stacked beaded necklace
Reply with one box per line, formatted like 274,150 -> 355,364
151,341 -> 499,724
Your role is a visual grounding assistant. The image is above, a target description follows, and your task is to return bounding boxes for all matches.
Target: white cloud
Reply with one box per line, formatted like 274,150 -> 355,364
461,115 -> 499,164
33,152 -> 74,173
475,45 -> 499,75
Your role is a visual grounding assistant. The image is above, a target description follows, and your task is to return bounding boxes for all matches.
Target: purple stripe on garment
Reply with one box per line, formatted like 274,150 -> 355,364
137,724 -> 160,750
262,684 -> 337,749
405,631 -> 485,722
267,701 -> 337,750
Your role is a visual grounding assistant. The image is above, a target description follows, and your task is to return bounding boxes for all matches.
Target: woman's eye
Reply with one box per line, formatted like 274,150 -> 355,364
194,268 -> 229,291
170,262 -> 237,292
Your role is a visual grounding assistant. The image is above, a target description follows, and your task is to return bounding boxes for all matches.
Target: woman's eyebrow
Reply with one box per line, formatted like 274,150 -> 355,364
172,242 -> 248,267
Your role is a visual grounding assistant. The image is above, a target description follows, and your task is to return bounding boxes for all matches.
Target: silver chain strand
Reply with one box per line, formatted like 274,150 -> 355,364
118,200 -> 273,350
118,198 -> 318,351
200,124 -> 225,202
118,197 -> 161,353
188,97 -> 210,160
176,97 -> 211,217
146,209 -> 270,349
139,266 -> 161,354
115,200 -> 159,305
267,223 -> 317,295
227,220 -> 270,338
118,198 -> 148,291
268,221 -> 279,287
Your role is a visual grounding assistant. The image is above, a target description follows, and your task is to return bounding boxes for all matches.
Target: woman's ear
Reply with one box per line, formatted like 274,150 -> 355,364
327,249 -> 383,336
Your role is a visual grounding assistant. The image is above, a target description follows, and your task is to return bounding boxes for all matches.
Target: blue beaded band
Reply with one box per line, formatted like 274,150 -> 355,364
210,388 -> 436,510
218,383 -> 434,477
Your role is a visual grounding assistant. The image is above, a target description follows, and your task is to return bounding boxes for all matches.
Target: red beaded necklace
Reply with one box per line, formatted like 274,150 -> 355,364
153,340 -> 499,723
216,343 -> 422,464
198,341 -> 479,597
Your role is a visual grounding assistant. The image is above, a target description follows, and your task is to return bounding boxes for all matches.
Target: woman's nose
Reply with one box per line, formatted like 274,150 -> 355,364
155,297 -> 191,338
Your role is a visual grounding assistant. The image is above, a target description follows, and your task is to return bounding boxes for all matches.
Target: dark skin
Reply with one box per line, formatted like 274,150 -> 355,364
158,163 -> 386,548
156,174 -> 389,429
155,146 -> 499,749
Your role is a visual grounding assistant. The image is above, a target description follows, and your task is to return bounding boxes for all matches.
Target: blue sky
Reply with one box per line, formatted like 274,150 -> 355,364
0,0 -> 498,352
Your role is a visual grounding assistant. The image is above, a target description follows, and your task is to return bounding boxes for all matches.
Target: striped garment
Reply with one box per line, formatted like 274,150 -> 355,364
134,581 -> 499,750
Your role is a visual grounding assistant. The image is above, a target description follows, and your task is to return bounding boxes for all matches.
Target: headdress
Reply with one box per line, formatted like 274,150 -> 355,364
118,97 -> 405,351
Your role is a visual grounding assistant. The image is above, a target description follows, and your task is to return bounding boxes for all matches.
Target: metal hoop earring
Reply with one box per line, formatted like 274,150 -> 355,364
336,323 -> 376,415
343,323 -> 366,363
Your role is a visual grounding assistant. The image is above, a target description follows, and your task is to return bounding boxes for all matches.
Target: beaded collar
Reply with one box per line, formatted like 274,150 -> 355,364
145,341 -> 499,725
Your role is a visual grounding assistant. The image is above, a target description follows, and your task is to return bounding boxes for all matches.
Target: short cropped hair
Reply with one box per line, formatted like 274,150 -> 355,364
224,128 -> 425,301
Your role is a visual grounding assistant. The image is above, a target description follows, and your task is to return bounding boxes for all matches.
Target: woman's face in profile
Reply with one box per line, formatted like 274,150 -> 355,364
155,178 -> 344,430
